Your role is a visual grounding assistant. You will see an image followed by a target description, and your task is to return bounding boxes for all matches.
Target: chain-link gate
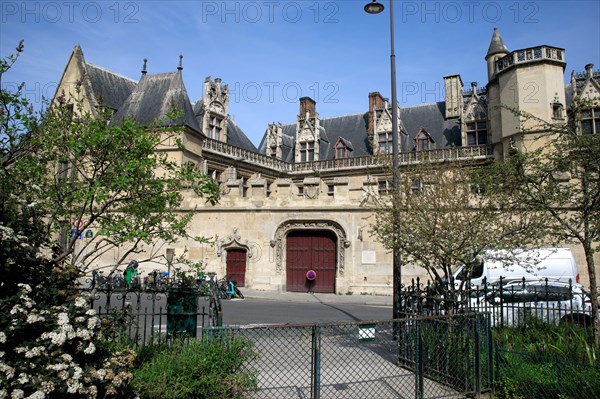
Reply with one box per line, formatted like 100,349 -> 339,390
205,314 -> 492,399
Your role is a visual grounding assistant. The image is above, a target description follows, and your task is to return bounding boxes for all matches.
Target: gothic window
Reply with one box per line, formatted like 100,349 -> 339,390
209,115 -> 222,140
378,132 -> 392,153
581,108 -> 600,135
466,121 -> 488,145
552,103 -> 564,119
300,142 -> 314,162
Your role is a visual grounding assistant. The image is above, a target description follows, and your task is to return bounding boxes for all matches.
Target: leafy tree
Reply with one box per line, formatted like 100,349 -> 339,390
0,42 -> 220,397
369,156 -> 549,310
504,98 -> 600,343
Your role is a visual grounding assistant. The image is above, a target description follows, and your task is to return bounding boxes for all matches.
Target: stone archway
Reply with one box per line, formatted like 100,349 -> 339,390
270,220 -> 350,276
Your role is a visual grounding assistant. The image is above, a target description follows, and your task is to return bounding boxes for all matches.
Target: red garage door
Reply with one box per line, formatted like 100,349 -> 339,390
286,230 -> 336,293
226,249 -> 246,287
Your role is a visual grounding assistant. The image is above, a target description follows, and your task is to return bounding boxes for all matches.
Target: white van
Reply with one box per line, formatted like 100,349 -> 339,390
453,248 -> 579,288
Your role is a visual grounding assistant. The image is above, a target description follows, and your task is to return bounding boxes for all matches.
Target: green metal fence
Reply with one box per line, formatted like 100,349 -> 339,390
204,314 -> 492,399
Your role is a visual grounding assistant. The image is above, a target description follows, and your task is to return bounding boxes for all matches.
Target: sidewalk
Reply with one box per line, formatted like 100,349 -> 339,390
241,288 -> 393,307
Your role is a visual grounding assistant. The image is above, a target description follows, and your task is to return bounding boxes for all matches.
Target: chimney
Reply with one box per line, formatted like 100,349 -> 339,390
444,74 -> 463,119
585,63 -> 594,78
368,92 -> 385,135
300,97 -> 316,119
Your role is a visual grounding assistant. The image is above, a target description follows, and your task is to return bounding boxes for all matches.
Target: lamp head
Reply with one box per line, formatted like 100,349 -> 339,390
364,0 -> 384,14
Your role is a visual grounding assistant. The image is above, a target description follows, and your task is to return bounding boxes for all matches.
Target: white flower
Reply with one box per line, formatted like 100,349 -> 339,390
74,297 -> 87,308
25,392 -> 45,399
87,317 -> 99,330
17,284 -> 32,293
10,305 -> 23,315
66,379 -> 81,394
24,347 -> 44,358
26,314 -> 44,324
17,373 -> 29,384
40,381 -> 55,394
0,362 -> 15,379
0,332 -> 6,343
83,343 -> 96,355
57,313 -> 69,326
85,309 -> 97,316
10,389 -> 24,399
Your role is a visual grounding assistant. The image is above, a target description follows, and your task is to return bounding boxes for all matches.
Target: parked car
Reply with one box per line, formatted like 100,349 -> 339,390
468,279 -> 593,328
452,248 -> 580,289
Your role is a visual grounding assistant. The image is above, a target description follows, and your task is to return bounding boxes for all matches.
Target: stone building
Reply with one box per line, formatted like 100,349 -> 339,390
54,28 -> 600,294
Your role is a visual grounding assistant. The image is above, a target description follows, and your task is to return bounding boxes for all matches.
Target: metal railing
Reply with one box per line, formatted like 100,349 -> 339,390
81,277 -> 222,346
400,277 -> 594,329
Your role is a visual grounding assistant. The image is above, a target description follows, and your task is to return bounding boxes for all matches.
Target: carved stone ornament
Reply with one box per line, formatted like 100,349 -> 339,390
271,220 -> 350,276
216,228 -> 252,257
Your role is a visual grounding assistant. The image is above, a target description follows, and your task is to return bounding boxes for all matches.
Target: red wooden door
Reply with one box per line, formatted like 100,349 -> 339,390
226,249 -> 246,287
286,231 -> 336,293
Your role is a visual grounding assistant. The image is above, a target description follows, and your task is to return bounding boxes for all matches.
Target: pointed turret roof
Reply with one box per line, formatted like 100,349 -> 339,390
486,27 -> 509,59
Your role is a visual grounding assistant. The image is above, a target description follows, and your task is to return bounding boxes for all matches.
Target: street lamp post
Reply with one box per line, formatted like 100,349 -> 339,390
364,0 -> 402,321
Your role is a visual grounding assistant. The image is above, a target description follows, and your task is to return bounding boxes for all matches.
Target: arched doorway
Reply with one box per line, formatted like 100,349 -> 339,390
226,249 -> 247,287
286,230 -> 337,293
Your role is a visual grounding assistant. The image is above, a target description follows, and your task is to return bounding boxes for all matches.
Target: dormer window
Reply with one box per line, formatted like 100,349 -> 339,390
209,115 -> 222,140
466,121 -> 488,145
334,137 -> 353,159
414,128 -> 434,151
300,142 -> 314,162
378,132 -> 392,154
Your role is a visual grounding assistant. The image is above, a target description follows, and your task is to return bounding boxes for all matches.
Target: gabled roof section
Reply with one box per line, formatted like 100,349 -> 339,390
112,71 -> 201,132
54,45 -> 136,113
335,136 -> 354,151
86,63 -> 136,111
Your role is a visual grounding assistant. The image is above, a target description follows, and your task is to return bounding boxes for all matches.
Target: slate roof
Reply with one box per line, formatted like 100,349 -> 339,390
85,63 -> 136,111
192,100 -> 257,152
258,102 -> 461,162
486,27 -> 509,58
111,72 -> 201,132
227,117 -> 258,152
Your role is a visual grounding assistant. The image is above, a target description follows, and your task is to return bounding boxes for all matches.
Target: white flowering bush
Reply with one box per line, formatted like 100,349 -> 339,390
0,284 -> 135,398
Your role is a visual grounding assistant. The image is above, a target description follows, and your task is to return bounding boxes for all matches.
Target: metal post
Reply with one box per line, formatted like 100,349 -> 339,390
364,0 -> 402,324
388,0 -> 402,323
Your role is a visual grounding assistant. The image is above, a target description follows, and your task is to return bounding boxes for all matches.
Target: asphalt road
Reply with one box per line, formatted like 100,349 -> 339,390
220,297 -> 393,325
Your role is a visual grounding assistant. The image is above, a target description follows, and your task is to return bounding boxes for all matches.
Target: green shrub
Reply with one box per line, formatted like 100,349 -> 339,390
131,337 -> 257,399
493,376 -> 524,399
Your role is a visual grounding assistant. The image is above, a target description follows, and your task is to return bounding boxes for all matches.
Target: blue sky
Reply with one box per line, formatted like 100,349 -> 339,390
1,0 -> 599,146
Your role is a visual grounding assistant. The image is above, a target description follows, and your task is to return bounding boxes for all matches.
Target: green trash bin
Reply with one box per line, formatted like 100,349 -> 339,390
167,288 -> 198,338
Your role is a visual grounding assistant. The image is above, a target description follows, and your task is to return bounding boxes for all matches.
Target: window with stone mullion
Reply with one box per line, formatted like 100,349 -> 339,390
581,108 -> 600,135
466,121 -> 488,145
